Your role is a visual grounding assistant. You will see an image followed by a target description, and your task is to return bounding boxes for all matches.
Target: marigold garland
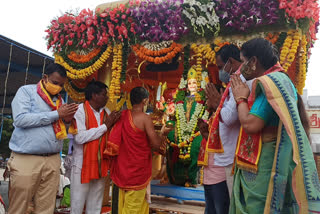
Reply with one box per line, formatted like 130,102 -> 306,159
64,80 -> 85,102
191,44 -> 204,87
109,43 -> 123,102
265,32 -> 280,44
67,48 -> 101,63
280,30 -> 300,72
296,34 -> 307,94
132,42 -> 183,64
55,46 -> 112,80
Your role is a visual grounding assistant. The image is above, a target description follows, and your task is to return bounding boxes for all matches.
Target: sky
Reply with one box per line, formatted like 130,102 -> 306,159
0,0 -> 320,96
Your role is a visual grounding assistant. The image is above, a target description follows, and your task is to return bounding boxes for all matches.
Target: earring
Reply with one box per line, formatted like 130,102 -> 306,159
252,65 -> 256,71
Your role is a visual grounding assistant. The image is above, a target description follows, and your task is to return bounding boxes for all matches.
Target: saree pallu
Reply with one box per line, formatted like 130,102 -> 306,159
230,72 -> 320,214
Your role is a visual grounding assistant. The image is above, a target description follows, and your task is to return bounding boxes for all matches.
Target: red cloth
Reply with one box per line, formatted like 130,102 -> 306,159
81,101 -> 109,183
105,110 -> 152,190
235,63 -> 283,173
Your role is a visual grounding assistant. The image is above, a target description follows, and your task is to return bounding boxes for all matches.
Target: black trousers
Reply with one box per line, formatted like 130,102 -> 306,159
204,181 -> 230,214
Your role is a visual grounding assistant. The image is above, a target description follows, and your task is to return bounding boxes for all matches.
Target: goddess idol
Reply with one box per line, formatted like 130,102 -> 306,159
166,67 -> 209,187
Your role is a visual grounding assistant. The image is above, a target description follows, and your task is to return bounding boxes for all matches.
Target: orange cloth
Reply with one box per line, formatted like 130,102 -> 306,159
105,110 -> 152,190
81,101 -> 109,183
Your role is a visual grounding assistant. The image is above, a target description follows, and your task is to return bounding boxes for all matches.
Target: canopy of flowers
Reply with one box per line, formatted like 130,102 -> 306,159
44,0 -> 319,102
45,0 -> 319,54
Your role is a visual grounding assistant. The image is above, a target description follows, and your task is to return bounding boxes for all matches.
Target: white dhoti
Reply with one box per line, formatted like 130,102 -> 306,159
70,166 -> 106,214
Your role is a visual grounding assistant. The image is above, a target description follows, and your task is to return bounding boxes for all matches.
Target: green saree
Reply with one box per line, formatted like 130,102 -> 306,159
230,72 -> 320,214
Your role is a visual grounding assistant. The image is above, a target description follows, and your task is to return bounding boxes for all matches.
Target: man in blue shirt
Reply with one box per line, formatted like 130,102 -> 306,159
7,63 -> 78,214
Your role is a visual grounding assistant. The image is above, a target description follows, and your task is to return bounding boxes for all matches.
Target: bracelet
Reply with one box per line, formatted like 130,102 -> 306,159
235,96 -> 248,102
236,99 -> 247,106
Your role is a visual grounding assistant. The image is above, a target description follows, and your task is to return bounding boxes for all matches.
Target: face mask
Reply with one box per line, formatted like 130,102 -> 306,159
219,69 -> 230,83
218,60 -> 232,83
44,79 -> 62,95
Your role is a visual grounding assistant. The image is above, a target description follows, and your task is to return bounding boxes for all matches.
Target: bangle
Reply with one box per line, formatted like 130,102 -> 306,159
236,99 -> 247,106
235,96 -> 248,102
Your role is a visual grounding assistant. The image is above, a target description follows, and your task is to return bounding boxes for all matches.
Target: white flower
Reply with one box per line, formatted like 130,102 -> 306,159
178,78 -> 187,89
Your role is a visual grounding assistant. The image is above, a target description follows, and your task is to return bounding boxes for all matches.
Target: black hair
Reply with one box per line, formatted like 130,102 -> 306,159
130,87 -> 149,105
241,38 -> 279,70
45,63 -> 67,77
297,93 -> 311,142
216,44 -> 241,63
85,81 -> 108,101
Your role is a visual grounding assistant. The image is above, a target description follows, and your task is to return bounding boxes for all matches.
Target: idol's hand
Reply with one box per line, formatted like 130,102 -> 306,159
231,74 -> 250,101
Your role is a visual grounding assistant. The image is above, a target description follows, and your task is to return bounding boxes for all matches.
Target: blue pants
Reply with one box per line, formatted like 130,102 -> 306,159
204,181 -> 230,214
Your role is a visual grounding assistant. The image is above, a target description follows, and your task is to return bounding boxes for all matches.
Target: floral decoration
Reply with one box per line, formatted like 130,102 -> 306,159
132,42 -> 183,64
64,80 -> 85,102
55,45 -> 112,79
182,0 -> 220,37
296,34 -> 307,94
214,0 -> 280,31
279,29 -> 300,72
130,0 -> 188,42
46,4 -> 136,53
278,0 -> 319,40
109,43 -> 123,101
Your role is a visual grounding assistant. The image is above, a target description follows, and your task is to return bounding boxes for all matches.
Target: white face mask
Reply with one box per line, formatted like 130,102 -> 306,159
218,60 -> 232,83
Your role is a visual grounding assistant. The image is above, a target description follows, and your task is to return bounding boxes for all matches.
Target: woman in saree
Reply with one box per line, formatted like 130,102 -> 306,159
230,38 -> 320,213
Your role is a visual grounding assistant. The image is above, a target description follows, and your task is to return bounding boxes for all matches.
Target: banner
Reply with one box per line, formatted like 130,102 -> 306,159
307,110 -> 320,134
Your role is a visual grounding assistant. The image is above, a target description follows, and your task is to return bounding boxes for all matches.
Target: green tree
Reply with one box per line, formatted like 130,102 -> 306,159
0,118 -> 14,160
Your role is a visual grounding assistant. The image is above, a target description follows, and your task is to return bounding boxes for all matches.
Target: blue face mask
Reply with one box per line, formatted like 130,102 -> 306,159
219,69 -> 230,83
218,60 -> 232,83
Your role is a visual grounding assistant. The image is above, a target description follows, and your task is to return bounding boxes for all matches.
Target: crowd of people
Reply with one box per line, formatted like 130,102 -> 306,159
4,38 -> 320,214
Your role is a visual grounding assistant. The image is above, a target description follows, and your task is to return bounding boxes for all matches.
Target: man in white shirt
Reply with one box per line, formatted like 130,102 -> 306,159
198,44 -> 252,214
71,81 -> 121,214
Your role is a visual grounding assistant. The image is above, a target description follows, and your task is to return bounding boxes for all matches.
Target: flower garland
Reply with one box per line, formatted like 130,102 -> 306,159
64,80 -> 85,102
279,30 -> 300,72
67,48 -> 101,63
109,43 -> 123,102
175,101 -> 209,160
59,46 -> 107,70
296,34 -> 307,94
132,42 -> 183,64
182,0 -> 220,37
55,45 -> 112,80
191,43 -> 216,65
142,40 -> 172,51
265,32 -> 280,44
131,0 -> 188,42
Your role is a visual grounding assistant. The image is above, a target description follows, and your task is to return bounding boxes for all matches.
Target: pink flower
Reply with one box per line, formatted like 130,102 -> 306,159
67,40 -> 73,46
121,14 -> 126,20
80,24 -> 86,32
100,13 -> 108,18
86,19 -> 93,26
